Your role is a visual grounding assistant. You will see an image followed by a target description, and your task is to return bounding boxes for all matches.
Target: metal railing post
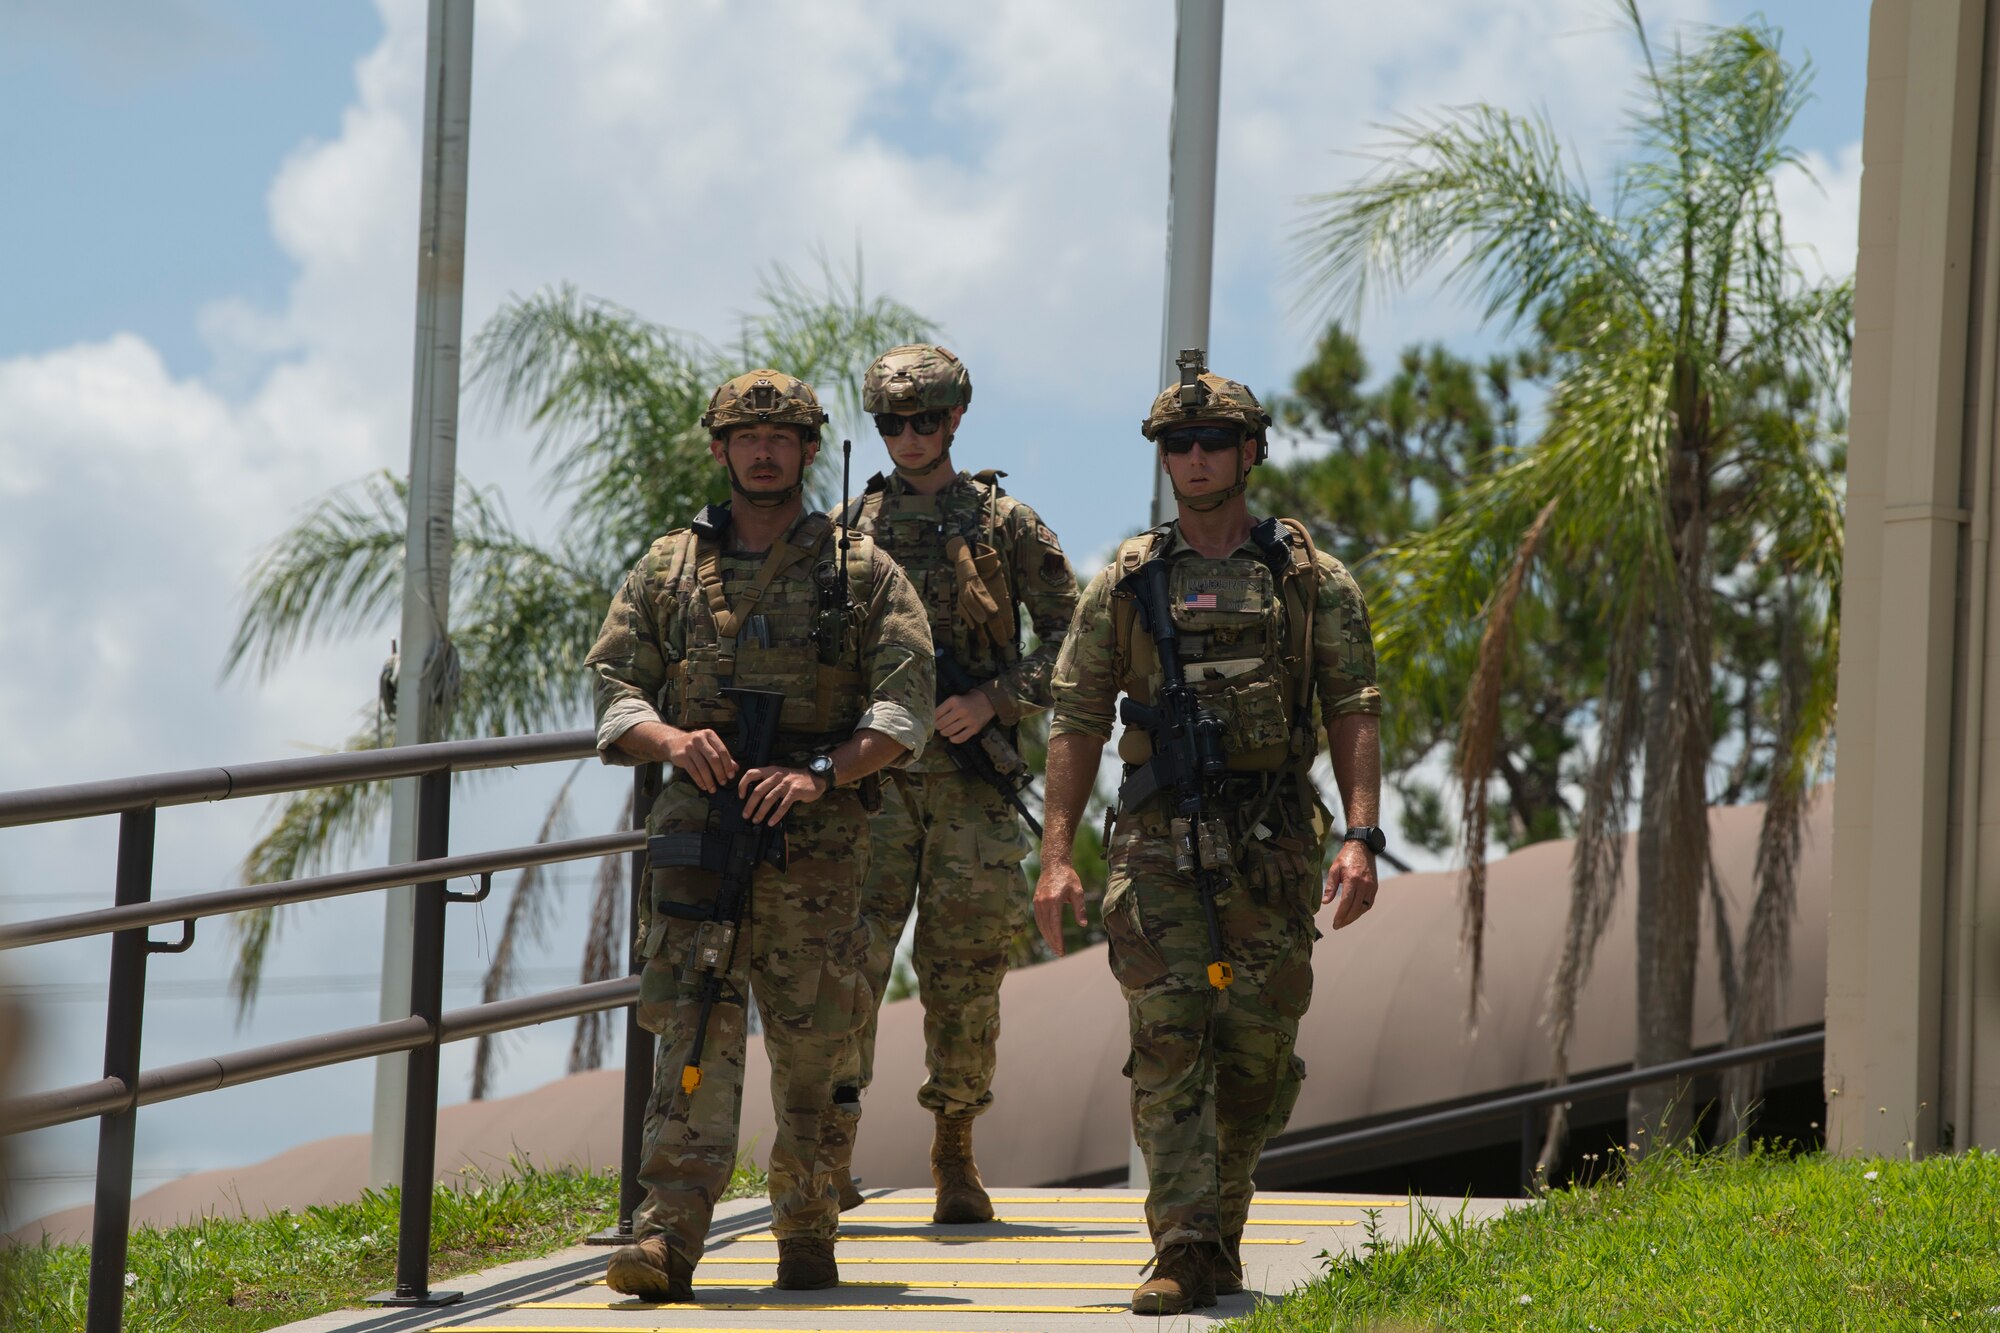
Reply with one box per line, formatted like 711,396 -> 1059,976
592,762 -> 659,1245
1518,1104 -> 1541,1196
84,808 -> 156,1333
372,769 -> 461,1307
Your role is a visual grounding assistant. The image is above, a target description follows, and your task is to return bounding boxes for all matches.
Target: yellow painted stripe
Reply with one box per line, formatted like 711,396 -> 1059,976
719,1231 -> 1304,1244
580,1272 -> 1144,1280
455,1327 -> 1023,1333
827,1213 -> 1353,1227
687,1255 -> 1172,1265
867,1193 -> 1407,1208
520,1301 -> 1128,1313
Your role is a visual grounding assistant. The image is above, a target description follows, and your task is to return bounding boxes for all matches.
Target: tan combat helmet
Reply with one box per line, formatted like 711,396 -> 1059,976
863,343 -> 973,414
1141,349 -> 1271,512
701,369 -> 827,507
701,368 -> 829,437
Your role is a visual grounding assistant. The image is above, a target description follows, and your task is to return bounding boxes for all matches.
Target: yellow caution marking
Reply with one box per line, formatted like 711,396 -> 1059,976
521,1301 -> 1128,1313
684,1255 -> 1207,1265
454,1320 -> 1024,1328
719,1231 -> 1305,1244
863,1193 -> 1406,1208
573,1278 -> 1138,1289
829,1213 -> 1353,1227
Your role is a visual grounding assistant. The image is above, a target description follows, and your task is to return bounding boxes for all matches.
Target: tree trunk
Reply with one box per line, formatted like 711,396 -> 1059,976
1629,450 -> 1712,1153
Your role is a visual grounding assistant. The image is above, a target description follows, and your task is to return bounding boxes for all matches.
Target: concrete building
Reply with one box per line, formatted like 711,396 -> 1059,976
1831,0 -> 2000,1155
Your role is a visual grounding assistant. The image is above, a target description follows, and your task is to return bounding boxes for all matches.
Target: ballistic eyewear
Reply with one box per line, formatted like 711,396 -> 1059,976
1158,424 -> 1246,455
874,409 -> 950,438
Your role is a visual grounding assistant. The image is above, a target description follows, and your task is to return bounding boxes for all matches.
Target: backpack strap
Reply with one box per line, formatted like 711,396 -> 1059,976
1272,517 -> 1324,743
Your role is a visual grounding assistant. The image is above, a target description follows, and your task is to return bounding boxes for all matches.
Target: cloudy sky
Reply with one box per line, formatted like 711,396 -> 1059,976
0,0 -> 1867,1225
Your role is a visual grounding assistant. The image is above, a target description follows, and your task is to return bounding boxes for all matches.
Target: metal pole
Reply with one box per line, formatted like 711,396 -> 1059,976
83,808 -> 155,1333
372,0 -> 476,1187
1133,0 -> 1225,1191
592,763 -> 661,1244
374,770 -> 461,1307
1148,0 -> 1225,528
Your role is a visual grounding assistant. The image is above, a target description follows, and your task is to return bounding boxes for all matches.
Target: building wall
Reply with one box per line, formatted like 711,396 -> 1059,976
1832,0 -> 2000,1155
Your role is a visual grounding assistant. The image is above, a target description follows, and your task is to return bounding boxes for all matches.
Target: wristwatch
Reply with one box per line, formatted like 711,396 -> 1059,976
806,753 -> 837,793
1342,825 -> 1387,856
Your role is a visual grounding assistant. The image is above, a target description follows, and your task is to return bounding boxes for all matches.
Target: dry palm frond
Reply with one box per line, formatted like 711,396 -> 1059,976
1537,601 -> 1646,1173
469,763 -> 584,1099
1455,497 -> 1559,1018
570,789 -> 634,1074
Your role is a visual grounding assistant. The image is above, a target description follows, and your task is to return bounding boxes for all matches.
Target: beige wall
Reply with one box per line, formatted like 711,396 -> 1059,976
1833,0 -> 2000,1155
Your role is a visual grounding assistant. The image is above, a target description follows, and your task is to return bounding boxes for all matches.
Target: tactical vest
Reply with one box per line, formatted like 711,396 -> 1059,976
847,470 -> 1017,674
656,508 -> 875,747
1110,518 -> 1323,774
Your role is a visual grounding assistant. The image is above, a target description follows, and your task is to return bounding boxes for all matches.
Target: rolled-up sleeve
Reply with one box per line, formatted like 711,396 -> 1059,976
1048,566 -> 1119,741
860,547 -> 936,762
1314,555 -> 1383,722
585,557 -> 670,765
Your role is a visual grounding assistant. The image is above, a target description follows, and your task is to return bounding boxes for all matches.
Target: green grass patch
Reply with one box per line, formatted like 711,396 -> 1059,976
1,1155 -> 768,1333
1228,1146 -> 2000,1332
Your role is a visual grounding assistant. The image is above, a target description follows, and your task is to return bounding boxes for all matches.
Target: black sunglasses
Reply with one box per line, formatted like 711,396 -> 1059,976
1158,424 -> 1246,455
874,409 -> 950,438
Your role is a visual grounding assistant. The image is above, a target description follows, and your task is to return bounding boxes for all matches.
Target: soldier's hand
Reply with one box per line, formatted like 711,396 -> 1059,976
935,690 -> 997,745
1323,841 -> 1379,930
737,765 -> 823,825
1033,860 -> 1087,955
663,726 -> 737,792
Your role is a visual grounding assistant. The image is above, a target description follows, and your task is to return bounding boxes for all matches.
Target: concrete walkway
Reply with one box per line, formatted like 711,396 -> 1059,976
274,1186 -> 1519,1333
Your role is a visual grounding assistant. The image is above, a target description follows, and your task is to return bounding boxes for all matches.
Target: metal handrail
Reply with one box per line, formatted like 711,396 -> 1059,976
0,730 -> 596,828
0,731 -> 660,1332
0,829 -> 642,950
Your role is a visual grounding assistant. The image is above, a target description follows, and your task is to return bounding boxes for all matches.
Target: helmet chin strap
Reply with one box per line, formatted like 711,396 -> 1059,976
892,434 -> 953,481
1169,452 -> 1248,513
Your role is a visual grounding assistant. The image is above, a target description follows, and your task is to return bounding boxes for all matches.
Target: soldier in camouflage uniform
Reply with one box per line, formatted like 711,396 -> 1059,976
1034,352 -> 1386,1316
587,369 -> 935,1300
831,344 -> 1079,1223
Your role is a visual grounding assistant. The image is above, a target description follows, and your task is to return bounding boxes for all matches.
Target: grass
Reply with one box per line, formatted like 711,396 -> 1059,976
0,1155 -> 768,1333
1226,1145 -> 2000,1332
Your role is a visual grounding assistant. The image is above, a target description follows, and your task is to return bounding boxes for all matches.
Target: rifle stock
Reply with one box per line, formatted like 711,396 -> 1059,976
646,685 -> 788,1099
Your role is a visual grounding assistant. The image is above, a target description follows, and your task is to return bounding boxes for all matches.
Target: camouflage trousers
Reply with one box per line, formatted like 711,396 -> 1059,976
1103,797 -> 1320,1248
839,768 -> 1030,1122
633,779 -> 875,1263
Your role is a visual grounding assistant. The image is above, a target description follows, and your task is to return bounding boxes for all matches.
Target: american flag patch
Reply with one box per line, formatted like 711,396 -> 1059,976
1183,592 -> 1218,609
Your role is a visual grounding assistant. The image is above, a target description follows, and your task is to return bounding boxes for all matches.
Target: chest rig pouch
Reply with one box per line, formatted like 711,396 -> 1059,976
856,473 -> 1017,667
659,508 -> 870,741
1115,553 -> 1293,772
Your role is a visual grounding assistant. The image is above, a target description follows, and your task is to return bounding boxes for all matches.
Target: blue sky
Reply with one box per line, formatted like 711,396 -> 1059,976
0,0 -> 1869,1227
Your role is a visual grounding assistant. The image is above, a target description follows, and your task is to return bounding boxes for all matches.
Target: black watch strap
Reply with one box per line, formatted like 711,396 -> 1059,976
1343,825 -> 1387,856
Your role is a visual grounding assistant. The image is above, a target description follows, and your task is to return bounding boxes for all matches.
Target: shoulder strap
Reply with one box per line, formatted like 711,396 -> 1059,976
1109,526 -> 1171,691
1274,517 -> 1323,735
696,521 -> 817,674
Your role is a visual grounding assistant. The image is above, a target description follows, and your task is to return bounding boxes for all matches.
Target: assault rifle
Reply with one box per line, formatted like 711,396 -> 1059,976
935,648 -> 1043,838
646,685 -> 788,1099
1114,558 -> 1234,989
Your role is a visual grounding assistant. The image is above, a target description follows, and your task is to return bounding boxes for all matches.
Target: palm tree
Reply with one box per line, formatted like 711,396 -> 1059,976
222,260 -> 935,1096
1295,5 -> 1849,1155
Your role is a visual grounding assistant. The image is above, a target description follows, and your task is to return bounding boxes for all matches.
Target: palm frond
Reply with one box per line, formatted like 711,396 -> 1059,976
229,716 -> 392,1017
470,762 -> 584,1099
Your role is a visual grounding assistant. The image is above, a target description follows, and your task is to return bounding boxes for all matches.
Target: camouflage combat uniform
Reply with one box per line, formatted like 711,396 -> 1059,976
1049,518 -> 1381,1250
588,504 -> 934,1263
838,468 -> 1078,1119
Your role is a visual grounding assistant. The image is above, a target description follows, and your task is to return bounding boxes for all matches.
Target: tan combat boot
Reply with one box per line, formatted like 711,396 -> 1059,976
774,1236 -> 840,1290
605,1235 -> 694,1303
930,1113 -> 996,1224
1213,1231 -> 1244,1295
1130,1242 -> 1219,1316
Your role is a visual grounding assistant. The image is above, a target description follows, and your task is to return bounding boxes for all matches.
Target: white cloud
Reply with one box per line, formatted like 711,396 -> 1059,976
1777,139 -> 1863,283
